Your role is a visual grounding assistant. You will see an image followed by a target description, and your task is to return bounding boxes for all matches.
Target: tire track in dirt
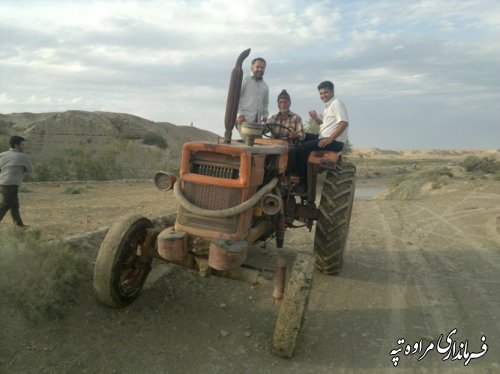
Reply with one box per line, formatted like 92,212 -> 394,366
392,200 -> 500,370
411,203 -> 500,248
407,186 -> 500,248
369,202 -> 416,363
404,205 -> 500,322
410,202 -> 500,269
370,199 -> 500,370
390,203 -> 450,333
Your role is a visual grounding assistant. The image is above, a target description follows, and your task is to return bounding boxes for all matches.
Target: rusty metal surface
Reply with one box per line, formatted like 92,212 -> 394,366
212,266 -> 274,287
182,181 -> 241,209
307,150 -> 340,167
294,203 -> 318,221
176,180 -> 242,234
260,193 -> 282,215
153,172 -> 177,191
190,150 -> 241,179
157,227 -> 187,263
177,207 -> 239,234
273,259 -> 287,305
208,239 -> 248,271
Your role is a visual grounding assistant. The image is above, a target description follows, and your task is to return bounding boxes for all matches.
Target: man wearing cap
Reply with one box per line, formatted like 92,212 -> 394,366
0,135 -> 33,227
265,89 -> 305,142
236,57 -> 269,131
295,80 -> 349,195
265,89 -> 305,175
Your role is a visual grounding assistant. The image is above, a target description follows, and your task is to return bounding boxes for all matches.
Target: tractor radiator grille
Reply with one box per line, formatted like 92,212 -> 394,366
192,164 -> 239,179
190,151 -> 241,180
177,181 -> 242,233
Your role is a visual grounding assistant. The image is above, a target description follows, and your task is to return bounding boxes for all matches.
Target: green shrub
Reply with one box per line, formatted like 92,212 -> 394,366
0,229 -> 87,322
305,118 -> 320,134
34,146 -> 122,181
63,186 -> 87,194
437,167 -> 454,178
143,132 -> 167,149
35,157 -> 75,181
0,136 -> 9,151
431,182 -> 442,190
395,166 -> 408,175
461,156 -> 499,174
343,140 -> 353,154
32,141 -> 172,181
65,148 -> 121,180
421,167 -> 454,182
19,186 -> 33,193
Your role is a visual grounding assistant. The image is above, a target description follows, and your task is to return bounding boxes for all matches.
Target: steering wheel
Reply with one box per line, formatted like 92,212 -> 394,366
262,123 -> 294,140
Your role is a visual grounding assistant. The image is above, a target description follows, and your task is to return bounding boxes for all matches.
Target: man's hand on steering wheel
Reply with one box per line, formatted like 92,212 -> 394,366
262,123 -> 293,140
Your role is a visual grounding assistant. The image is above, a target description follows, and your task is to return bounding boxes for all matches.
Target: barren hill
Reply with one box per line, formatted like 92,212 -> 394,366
0,110 -> 219,161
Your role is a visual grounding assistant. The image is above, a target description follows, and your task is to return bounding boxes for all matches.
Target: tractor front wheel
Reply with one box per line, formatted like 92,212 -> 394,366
272,253 -> 315,358
93,214 -> 155,307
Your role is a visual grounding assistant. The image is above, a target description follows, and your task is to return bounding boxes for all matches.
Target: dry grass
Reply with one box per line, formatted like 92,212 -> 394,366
0,228 -> 88,322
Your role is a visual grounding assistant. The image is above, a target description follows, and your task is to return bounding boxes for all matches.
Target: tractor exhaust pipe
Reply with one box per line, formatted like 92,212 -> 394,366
224,48 -> 251,144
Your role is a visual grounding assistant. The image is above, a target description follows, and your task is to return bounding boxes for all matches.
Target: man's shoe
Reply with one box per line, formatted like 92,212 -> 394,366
16,224 -> 29,230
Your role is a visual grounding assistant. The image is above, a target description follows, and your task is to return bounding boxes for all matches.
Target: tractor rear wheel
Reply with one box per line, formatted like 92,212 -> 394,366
93,214 -> 154,307
314,162 -> 356,274
272,253 -> 315,358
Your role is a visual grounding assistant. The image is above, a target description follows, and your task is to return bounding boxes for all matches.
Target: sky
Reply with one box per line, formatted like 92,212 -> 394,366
1,0 -> 499,149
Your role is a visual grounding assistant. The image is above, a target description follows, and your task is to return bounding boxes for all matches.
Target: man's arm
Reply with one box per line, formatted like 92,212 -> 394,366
291,116 -> 305,141
22,154 -> 33,173
236,75 -> 249,124
318,121 -> 348,148
262,85 -> 269,122
308,110 -> 323,125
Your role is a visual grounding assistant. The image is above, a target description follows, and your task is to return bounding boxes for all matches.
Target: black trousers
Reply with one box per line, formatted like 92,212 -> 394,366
296,133 -> 344,184
286,145 -> 299,176
0,185 -> 24,226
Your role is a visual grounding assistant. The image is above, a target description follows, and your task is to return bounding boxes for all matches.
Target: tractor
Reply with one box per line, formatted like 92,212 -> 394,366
93,48 -> 356,358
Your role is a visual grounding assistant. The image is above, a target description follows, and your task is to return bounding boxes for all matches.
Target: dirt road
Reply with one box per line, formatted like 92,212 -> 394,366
1,177 -> 499,373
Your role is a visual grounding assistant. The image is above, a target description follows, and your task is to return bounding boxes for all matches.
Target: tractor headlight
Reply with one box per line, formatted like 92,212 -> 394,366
154,171 -> 177,191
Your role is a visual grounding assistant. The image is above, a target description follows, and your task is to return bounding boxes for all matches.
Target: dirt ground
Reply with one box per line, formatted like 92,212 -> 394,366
1,172 -> 500,373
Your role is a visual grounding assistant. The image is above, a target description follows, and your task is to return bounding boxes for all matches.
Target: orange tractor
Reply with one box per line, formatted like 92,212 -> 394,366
93,48 -> 356,357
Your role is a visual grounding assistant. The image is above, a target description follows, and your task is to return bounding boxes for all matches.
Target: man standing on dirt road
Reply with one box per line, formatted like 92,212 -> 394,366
0,135 -> 33,228
236,57 -> 269,132
294,80 -> 349,195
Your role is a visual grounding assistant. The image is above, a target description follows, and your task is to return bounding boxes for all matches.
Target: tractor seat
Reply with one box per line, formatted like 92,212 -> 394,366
307,150 -> 340,170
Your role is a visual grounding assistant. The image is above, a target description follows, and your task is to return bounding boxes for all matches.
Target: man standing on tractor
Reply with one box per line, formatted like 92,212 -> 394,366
264,89 -> 305,175
236,57 -> 269,132
294,81 -> 349,195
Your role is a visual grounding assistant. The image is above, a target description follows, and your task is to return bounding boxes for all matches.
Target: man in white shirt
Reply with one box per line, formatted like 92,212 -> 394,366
236,57 -> 269,130
295,80 -> 349,195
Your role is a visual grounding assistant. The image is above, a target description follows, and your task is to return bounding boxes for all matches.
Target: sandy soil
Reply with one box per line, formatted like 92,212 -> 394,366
1,175 -> 500,373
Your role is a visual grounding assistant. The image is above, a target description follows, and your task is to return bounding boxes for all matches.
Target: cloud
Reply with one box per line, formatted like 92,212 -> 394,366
0,92 -> 15,104
0,0 -> 499,148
